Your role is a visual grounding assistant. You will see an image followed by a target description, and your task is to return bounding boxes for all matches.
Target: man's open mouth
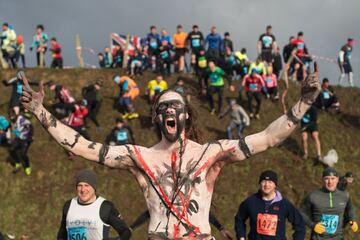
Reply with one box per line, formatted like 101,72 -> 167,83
165,117 -> 177,134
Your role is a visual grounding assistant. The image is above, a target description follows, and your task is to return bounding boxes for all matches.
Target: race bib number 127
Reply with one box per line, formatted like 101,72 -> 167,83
257,213 -> 278,236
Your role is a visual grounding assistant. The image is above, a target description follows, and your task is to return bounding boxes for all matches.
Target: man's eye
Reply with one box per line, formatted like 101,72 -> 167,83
157,104 -> 167,111
172,102 -> 183,108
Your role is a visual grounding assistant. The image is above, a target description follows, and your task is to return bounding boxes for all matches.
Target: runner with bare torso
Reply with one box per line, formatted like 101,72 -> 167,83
19,63 -> 320,240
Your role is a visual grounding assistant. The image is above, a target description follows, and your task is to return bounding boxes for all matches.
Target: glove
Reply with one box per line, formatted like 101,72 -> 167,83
313,223 -> 326,234
350,221 -> 358,233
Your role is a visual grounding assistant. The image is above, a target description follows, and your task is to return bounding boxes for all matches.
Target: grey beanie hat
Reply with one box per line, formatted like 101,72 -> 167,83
76,169 -> 97,190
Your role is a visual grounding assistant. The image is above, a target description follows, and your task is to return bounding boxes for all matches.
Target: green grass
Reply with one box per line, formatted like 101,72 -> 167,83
0,69 -> 359,239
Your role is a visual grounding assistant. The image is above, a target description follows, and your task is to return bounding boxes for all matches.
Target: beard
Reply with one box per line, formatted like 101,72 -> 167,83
158,112 -> 186,143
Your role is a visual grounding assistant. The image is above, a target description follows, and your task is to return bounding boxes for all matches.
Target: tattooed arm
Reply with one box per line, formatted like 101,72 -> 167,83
19,71 -> 134,169
218,62 -> 321,162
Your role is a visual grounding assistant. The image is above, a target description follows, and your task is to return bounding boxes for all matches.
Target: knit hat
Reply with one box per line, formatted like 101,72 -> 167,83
259,170 -> 278,185
322,167 -> 338,177
95,79 -> 103,87
113,75 -> 121,83
76,169 -> 97,190
345,171 -> 353,178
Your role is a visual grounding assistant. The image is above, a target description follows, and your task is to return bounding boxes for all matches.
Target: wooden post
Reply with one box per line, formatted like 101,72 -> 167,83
0,50 -> 9,69
122,34 -> 130,69
39,34 -> 44,68
109,33 -> 113,53
75,34 -> 85,68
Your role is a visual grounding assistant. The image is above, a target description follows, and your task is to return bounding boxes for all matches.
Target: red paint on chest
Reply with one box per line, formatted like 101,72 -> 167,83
132,145 -> 201,235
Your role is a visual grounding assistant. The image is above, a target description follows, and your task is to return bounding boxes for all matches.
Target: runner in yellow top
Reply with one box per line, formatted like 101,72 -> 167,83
173,25 -> 188,73
147,74 -> 168,102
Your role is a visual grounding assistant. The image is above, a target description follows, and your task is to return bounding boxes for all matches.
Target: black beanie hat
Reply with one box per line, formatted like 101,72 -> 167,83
259,170 -> 278,185
76,169 -> 97,190
345,171 -> 353,178
322,167 -> 338,177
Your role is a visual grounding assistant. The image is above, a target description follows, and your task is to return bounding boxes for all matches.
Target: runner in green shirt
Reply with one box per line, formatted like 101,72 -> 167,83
206,61 -> 225,115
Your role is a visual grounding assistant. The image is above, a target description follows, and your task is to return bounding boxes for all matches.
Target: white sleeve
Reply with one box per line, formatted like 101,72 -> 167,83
339,50 -> 345,62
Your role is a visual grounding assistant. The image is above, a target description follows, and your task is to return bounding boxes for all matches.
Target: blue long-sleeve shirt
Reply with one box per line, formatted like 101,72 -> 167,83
205,33 -> 222,51
235,191 -> 305,240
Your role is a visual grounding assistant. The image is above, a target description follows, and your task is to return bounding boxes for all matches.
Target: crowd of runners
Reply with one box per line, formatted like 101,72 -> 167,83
0,22 -> 358,240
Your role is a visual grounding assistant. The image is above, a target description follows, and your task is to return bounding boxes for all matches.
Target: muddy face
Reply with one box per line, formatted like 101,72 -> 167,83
155,92 -> 187,142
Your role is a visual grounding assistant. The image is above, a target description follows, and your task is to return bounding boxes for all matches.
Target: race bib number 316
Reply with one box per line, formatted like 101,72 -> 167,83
257,213 -> 278,236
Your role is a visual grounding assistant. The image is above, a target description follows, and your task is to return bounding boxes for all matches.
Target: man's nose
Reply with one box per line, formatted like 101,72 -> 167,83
166,108 -> 175,114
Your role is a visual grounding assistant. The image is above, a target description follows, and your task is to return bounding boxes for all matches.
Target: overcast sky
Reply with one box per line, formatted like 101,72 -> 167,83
1,0 -> 359,86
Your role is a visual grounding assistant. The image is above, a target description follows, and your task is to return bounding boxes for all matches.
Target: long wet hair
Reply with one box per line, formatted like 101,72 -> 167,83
152,89 -> 202,143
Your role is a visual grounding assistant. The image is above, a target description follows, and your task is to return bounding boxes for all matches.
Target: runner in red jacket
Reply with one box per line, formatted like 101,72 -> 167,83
241,69 -> 266,119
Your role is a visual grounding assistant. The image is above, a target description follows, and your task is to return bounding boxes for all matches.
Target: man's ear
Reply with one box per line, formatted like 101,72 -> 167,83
186,112 -> 189,120
152,114 -> 157,124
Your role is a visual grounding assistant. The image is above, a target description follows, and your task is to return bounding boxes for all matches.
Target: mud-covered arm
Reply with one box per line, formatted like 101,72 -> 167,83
2,77 -> 17,86
19,71 -> 134,169
218,62 -> 321,162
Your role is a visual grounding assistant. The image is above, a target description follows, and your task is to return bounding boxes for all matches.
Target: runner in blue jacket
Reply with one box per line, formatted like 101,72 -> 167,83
235,170 -> 305,240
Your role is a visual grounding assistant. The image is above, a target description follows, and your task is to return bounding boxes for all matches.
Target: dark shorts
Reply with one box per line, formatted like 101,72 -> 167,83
0,134 -> 7,144
338,60 -> 353,74
191,48 -> 202,57
261,50 -> 273,63
302,124 -> 318,133
174,48 -> 187,60
10,95 -> 21,108
119,97 -> 132,106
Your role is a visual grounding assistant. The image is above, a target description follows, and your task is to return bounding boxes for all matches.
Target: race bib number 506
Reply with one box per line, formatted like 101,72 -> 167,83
68,227 -> 88,240
257,213 -> 278,236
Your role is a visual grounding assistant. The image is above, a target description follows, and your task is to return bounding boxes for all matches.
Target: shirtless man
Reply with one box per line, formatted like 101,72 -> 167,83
19,63 -> 320,240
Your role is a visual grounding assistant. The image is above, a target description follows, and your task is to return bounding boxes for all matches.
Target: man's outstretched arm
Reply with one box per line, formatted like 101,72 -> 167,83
219,62 -> 321,162
19,71 -> 134,169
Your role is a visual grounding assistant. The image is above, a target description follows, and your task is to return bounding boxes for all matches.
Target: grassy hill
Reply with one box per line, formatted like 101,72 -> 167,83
0,68 -> 359,239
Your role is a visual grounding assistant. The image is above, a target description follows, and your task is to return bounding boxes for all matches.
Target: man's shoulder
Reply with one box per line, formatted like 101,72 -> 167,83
148,80 -> 156,85
184,140 -> 215,154
241,193 -> 261,206
101,199 -> 115,209
129,145 -> 150,153
341,44 -> 347,51
307,188 -> 325,200
334,189 -> 349,199
62,199 -> 73,212
280,196 -> 295,206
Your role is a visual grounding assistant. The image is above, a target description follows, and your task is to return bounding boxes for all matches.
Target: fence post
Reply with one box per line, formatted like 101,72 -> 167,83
75,34 -> 85,68
122,34 -> 130,69
39,36 -> 44,68
0,50 -> 9,69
